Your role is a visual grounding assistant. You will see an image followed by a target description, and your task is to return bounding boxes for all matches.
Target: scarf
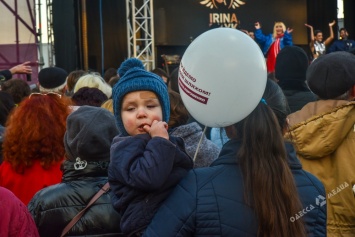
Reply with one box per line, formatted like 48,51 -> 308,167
266,34 -> 284,73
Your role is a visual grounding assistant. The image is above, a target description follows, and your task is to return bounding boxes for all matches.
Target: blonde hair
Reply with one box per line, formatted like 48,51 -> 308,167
273,22 -> 286,38
101,99 -> 114,114
74,73 -> 112,98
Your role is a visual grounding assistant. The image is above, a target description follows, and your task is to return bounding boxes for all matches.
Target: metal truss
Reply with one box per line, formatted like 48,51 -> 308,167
126,0 -> 155,71
45,0 -> 55,67
0,0 -> 37,67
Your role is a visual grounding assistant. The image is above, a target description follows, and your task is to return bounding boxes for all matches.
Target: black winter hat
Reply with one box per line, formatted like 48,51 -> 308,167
275,46 -> 309,89
307,51 -> 355,99
38,67 -> 68,89
64,106 -> 119,162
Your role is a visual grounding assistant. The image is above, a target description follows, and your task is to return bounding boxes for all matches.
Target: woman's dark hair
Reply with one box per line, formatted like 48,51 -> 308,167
314,30 -> 322,36
168,90 -> 189,128
104,68 -> 118,83
151,68 -> 169,85
234,79 -> 306,237
71,87 -> 108,107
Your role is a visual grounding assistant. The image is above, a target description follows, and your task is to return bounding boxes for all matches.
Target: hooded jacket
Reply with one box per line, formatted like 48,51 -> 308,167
143,140 -> 326,237
287,100 -> 355,237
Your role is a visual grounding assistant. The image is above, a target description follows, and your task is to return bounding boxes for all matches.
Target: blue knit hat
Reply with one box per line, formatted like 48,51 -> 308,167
112,58 -> 170,135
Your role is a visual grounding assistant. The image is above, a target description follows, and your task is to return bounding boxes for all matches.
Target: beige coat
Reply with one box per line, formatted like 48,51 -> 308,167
287,100 -> 355,237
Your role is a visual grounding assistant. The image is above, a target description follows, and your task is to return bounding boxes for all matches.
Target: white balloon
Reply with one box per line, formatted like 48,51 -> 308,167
178,28 -> 267,127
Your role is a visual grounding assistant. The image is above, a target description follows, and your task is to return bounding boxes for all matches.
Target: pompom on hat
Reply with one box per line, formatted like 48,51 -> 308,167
112,58 -> 170,135
307,51 -> 355,99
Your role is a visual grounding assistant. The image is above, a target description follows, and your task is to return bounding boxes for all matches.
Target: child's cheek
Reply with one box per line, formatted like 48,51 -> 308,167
152,114 -> 163,122
123,119 -> 135,130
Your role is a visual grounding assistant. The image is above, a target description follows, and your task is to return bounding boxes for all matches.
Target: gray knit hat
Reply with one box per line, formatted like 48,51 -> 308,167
112,58 -> 170,135
64,106 -> 119,162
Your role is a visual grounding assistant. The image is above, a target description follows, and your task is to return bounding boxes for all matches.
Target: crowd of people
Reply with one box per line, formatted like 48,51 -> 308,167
0,19 -> 354,237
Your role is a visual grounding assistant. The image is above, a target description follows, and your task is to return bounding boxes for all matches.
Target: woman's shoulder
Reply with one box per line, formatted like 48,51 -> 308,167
29,178 -> 108,210
180,165 -> 230,189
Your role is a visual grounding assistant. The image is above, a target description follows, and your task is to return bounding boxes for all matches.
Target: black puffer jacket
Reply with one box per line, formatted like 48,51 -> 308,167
28,161 -> 122,237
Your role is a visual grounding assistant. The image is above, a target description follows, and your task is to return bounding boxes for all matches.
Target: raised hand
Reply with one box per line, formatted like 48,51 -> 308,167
9,61 -> 32,75
305,23 -> 313,29
329,20 -> 336,27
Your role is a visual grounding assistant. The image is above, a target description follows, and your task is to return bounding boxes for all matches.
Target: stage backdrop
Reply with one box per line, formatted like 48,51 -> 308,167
154,0 -> 307,46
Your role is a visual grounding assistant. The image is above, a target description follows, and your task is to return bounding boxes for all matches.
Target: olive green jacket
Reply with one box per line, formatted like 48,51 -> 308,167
287,100 -> 355,237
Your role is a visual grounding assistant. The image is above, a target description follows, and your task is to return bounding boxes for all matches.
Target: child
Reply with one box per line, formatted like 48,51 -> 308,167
108,58 -> 193,236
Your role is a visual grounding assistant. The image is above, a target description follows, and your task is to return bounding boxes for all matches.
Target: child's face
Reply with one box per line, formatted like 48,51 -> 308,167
121,90 -> 163,136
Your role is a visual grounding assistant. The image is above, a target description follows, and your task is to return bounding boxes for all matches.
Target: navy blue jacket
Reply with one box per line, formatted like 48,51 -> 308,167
108,133 -> 193,235
328,39 -> 355,53
143,140 -> 327,237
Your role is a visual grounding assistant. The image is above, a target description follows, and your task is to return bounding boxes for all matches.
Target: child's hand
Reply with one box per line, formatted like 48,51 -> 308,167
143,120 -> 169,139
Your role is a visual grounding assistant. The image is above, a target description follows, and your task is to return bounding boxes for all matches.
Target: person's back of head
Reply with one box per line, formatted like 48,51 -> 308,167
101,99 -> 114,114
108,75 -> 120,88
229,79 -> 306,237
71,87 -> 108,107
307,51 -> 355,100
112,58 -> 170,135
275,46 -> 309,90
151,68 -> 169,85
3,92 -> 72,173
38,67 -> 68,94
104,67 -> 118,83
64,106 -> 119,163
0,91 -> 15,126
66,70 -> 86,96
262,79 -> 291,129
1,78 -> 31,104
168,90 -> 189,128
169,67 -> 179,93
74,73 -> 112,99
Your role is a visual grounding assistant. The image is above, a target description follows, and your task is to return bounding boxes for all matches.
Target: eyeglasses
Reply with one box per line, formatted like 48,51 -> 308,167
29,92 -> 62,99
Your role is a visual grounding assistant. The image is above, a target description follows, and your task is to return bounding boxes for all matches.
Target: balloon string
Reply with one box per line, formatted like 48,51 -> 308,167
193,125 -> 207,162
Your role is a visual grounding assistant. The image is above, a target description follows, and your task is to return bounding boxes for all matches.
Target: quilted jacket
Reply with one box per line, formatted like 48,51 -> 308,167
28,160 -> 122,237
143,140 -> 326,237
108,133 -> 193,236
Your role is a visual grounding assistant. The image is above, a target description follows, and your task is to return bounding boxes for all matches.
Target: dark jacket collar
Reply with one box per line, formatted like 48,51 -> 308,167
211,139 -> 302,170
61,160 -> 109,181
